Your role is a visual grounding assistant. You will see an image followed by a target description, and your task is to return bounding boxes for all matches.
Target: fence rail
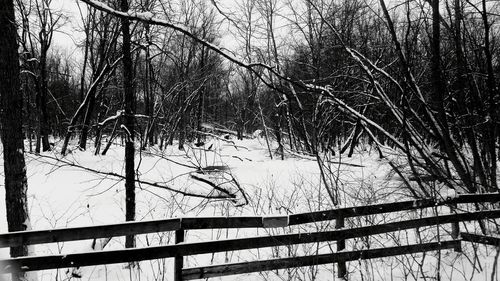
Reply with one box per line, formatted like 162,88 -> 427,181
0,193 -> 499,279
461,232 -> 500,246
2,193 -> 498,248
182,240 -> 461,280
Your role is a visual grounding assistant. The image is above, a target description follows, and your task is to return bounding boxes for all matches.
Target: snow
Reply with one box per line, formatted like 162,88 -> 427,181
252,129 -> 263,138
134,11 -> 154,21
0,138 -> 498,280
440,187 -> 458,200
97,110 -> 123,126
120,124 -> 131,138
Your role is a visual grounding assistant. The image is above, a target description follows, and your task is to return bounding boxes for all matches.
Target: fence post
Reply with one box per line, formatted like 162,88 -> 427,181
449,203 -> 462,252
336,215 -> 346,279
174,228 -> 185,281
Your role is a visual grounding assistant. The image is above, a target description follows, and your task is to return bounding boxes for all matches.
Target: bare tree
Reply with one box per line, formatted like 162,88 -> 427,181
120,0 -> 136,248
17,0 -> 65,152
78,10 -> 120,150
76,0 -> 499,201
0,0 -> 33,280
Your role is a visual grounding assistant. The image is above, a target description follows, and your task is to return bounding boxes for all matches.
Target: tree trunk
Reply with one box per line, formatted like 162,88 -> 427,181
101,119 -> 119,156
78,90 -> 97,150
196,47 -> 206,145
178,90 -> 188,150
0,1 -> 33,280
347,118 -> 363,158
143,42 -> 155,148
94,95 -> 110,154
39,41 -> 51,152
120,0 -> 136,249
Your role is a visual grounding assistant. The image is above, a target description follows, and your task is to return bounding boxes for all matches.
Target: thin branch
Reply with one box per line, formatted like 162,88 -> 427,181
29,153 -> 237,200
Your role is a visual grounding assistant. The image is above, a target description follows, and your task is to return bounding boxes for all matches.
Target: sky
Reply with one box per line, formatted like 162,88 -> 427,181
49,0 -> 239,52
47,0 -> 297,67
49,0 -> 87,63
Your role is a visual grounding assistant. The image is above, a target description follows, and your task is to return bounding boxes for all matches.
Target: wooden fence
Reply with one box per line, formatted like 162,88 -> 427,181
1,193 -> 500,280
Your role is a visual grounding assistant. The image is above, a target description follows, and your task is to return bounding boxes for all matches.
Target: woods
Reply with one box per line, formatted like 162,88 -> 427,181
0,0 -> 32,280
1,0 -> 500,280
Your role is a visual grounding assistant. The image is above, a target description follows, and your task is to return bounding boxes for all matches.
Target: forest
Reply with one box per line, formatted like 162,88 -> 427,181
0,0 -> 500,280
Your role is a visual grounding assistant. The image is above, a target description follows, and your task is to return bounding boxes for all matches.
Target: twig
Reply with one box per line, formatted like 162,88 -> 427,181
28,153 -> 236,200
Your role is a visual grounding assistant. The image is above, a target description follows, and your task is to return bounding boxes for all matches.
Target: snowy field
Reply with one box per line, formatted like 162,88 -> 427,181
0,137 -> 499,280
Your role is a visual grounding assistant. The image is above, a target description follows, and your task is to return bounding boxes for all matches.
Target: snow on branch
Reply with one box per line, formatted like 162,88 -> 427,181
134,114 -> 150,119
98,112 -> 153,128
98,110 -> 124,127
20,70 -> 37,77
308,83 -> 406,151
79,0 -> 411,155
79,0 -> 288,89
120,124 -> 132,141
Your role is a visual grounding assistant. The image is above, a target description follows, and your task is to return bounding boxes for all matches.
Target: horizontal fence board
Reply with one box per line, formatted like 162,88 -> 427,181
181,217 -> 264,229
453,193 -> 500,204
0,219 -> 181,248
182,240 -> 461,280
180,209 -> 500,257
2,209 -> 499,273
289,193 -> 500,225
1,193 -> 499,249
1,244 -> 181,273
289,199 -> 436,225
461,233 -> 500,246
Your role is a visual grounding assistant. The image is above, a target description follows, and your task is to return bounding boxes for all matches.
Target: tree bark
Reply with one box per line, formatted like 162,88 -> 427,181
78,89 -> 97,150
38,45 -> 51,152
0,1 -> 33,280
120,0 -> 136,249
36,0 -> 52,152
196,47 -> 206,145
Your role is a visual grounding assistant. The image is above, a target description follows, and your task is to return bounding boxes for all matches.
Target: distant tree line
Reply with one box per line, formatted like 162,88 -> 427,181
8,0 -> 500,196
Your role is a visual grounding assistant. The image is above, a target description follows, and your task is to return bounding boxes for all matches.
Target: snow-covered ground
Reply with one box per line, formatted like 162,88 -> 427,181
0,137 -> 498,280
